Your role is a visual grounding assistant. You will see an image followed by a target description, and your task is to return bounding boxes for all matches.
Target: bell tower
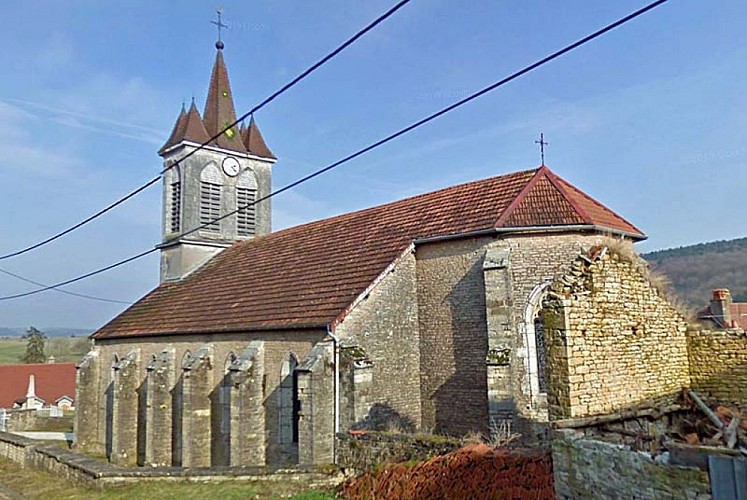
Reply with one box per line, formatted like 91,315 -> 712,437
157,39 -> 277,282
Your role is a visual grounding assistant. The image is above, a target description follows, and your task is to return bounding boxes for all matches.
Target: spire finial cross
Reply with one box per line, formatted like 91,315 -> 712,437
535,133 -> 548,165
211,8 -> 228,43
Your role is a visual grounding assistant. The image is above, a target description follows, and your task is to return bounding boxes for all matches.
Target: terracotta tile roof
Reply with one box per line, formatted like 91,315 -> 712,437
0,363 -> 76,409
242,116 -> 276,160
159,101 -> 212,155
93,166 -> 645,340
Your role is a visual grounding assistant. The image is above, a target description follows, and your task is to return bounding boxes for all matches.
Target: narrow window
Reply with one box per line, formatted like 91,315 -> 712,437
534,316 -> 549,394
170,180 -> 181,232
236,170 -> 258,237
200,164 -> 223,233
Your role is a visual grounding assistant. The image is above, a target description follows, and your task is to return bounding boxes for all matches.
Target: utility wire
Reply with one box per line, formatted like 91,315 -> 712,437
0,0 -> 414,263
0,0 -> 670,302
0,267 -> 131,305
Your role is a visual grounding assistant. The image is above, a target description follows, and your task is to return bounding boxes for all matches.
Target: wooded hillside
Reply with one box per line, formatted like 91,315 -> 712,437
642,237 -> 747,309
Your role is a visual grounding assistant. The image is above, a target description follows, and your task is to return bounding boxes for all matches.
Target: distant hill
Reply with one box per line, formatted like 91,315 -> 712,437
0,327 -> 92,338
642,237 -> 747,310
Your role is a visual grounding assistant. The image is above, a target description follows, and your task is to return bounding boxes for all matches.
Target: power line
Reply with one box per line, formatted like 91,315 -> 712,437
0,0 -> 671,302
0,0 -> 414,263
0,267 -> 131,305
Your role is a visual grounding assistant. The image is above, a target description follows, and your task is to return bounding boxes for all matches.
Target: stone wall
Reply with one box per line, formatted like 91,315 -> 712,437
336,431 -> 462,471
492,234 -> 604,433
543,247 -> 691,419
688,328 -> 747,404
553,429 -> 710,499
334,249 -> 422,430
417,232 -> 603,435
416,236 -> 493,435
0,431 -> 342,489
77,329 -> 326,467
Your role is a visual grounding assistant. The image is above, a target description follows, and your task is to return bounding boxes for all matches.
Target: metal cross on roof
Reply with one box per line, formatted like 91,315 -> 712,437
211,8 -> 228,43
535,133 -> 548,165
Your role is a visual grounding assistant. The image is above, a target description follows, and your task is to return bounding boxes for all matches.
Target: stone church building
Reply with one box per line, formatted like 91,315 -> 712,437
74,42 -> 649,468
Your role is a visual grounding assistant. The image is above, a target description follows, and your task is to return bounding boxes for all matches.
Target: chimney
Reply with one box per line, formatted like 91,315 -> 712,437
47,355 -> 55,364
710,289 -> 733,328
25,374 -> 36,408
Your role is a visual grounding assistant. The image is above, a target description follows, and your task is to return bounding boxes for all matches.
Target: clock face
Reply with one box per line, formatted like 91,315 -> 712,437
222,157 -> 241,177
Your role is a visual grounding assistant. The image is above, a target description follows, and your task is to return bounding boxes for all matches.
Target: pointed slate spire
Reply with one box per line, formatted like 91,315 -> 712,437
243,115 -> 276,159
203,44 -> 245,153
158,103 -> 188,155
182,99 -> 211,144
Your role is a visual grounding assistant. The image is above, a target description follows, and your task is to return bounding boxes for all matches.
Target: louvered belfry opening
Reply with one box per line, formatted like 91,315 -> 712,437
236,187 -> 256,236
200,182 -> 221,232
170,181 -> 181,233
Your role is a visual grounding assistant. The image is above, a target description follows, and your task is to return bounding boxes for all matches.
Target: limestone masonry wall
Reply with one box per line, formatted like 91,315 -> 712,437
502,234 -> 604,426
80,330 -> 326,467
688,328 -> 747,404
416,236 -> 493,435
553,430 -> 710,499
335,250 -> 422,430
544,248 -> 691,419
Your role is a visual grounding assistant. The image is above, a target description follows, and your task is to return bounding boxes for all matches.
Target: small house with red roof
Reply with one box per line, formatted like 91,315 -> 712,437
0,363 -> 76,411
74,40 -> 647,468
698,289 -> 747,330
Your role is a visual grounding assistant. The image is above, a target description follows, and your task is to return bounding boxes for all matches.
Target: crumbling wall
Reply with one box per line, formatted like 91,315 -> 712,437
552,429 -> 710,499
688,328 -> 747,404
544,247 -> 691,419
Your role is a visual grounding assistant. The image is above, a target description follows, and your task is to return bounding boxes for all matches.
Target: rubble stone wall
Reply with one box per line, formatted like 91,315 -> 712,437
544,248 -> 691,419
688,328 -> 747,404
553,430 -> 710,500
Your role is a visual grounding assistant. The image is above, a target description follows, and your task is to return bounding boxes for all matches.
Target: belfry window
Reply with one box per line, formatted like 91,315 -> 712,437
236,170 -> 258,237
200,163 -> 223,233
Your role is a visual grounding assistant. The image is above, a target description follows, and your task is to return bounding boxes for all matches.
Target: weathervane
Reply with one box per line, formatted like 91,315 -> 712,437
535,133 -> 548,165
211,8 -> 228,48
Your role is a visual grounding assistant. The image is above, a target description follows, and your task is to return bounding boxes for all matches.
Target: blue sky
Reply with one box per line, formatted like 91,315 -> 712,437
0,0 -> 745,329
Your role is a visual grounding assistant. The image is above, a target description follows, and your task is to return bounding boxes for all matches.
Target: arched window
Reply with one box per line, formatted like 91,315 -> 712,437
278,353 -> 299,445
200,163 -> 223,233
523,283 -> 551,401
167,164 -> 181,233
221,353 -> 236,436
236,170 -> 257,237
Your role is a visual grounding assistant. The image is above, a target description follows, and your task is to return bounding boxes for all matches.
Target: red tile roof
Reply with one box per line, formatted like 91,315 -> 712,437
93,166 -> 645,340
0,363 -> 76,409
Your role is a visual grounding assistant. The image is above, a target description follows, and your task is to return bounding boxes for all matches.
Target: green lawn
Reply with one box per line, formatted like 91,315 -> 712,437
0,457 -> 337,499
0,337 -> 91,364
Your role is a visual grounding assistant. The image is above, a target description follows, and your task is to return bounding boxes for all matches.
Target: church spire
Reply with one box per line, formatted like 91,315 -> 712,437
203,43 -> 244,153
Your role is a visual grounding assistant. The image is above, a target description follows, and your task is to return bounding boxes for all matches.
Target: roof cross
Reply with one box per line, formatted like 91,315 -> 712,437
535,133 -> 548,165
211,8 -> 228,45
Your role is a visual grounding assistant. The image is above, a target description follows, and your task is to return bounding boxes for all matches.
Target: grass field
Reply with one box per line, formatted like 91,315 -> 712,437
0,337 -> 91,364
0,457 -> 336,499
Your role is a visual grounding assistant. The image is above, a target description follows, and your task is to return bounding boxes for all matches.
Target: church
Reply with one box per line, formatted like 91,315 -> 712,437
74,40 -> 649,468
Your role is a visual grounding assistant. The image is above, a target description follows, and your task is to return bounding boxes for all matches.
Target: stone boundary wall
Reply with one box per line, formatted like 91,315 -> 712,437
687,328 -> 747,404
552,430 -> 710,500
0,431 -> 342,489
336,431 -> 462,471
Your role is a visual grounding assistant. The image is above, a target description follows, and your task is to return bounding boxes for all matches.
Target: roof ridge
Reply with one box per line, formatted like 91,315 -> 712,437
543,167 -> 593,225
493,166 -> 545,227
233,167 -> 539,243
